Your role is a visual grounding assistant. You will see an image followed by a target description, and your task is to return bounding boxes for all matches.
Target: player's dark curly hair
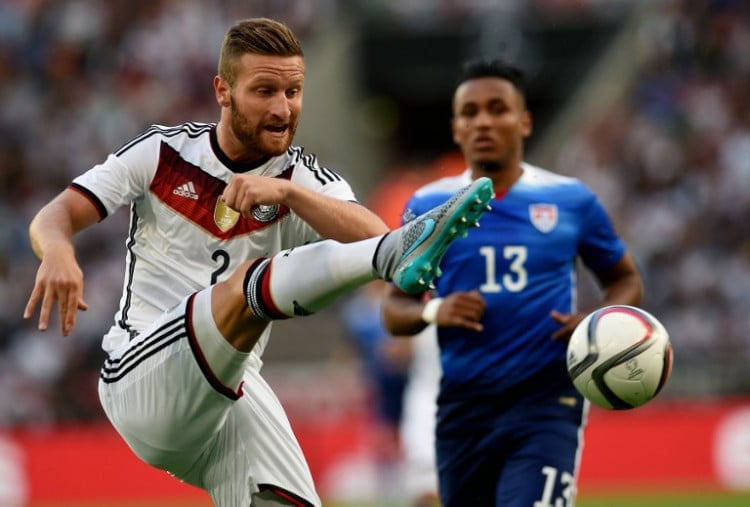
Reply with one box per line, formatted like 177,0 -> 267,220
456,58 -> 527,101
218,18 -> 304,87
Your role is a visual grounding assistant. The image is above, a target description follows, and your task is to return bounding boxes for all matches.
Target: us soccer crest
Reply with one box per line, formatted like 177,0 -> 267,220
529,203 -> 558,233
214,198 -> 240,232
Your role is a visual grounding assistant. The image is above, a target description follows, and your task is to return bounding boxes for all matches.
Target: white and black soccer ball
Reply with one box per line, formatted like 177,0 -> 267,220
566,305 -> 673,410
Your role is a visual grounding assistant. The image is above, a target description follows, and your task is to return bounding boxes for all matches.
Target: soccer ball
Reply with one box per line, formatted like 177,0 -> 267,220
566,305 -> 673,410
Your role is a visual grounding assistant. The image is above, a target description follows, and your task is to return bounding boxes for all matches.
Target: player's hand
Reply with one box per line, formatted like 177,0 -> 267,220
436,290 -> 486,332
222,174 -> 289,216
549,310 -> 585,342
23,251 -> 88,337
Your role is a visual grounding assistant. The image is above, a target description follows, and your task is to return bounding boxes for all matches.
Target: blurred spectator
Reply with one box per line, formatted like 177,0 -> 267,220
339,280 -> 411,500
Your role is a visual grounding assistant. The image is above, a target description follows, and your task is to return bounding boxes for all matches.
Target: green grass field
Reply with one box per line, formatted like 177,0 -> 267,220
333,492 -> 750,507
326,491 -> 750,507
332,492 -> 750,507
577,491 -> 750,507
28,491 -> 750,507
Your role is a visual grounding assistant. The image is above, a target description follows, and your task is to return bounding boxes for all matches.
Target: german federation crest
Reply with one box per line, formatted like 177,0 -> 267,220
529,203 -> 558,233
252,204 -> 280,223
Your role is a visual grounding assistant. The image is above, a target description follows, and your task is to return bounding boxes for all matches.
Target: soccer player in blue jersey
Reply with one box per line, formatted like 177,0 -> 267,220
382,58 -> 644,507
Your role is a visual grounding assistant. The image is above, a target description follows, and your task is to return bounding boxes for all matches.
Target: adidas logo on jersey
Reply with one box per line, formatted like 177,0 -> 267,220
173,181 -> 199,200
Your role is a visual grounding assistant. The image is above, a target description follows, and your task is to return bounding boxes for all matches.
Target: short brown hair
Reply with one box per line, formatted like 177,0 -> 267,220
218,18 -> 304,87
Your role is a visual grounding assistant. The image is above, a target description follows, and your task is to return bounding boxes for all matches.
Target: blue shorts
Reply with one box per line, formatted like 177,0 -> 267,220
436,365 -> 586,507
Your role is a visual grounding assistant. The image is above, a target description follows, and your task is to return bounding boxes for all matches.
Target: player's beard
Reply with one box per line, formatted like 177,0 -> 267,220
229,96 -> 295,158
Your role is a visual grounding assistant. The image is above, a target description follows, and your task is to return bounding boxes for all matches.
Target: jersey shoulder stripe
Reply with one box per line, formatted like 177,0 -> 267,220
115,122 -> 214,157
287,145 -> 304,165
292,148 -> 343,185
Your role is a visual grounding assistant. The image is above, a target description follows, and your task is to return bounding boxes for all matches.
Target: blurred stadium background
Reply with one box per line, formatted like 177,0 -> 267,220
1,0 -> 750,505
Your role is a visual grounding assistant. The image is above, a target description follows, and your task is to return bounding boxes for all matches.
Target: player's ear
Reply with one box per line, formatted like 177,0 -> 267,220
520,110 -> 533,138
451,116 -> 460,145
214,76 -> 231,108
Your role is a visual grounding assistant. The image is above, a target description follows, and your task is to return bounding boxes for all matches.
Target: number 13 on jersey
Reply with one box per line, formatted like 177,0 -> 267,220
479,245 -> 528,293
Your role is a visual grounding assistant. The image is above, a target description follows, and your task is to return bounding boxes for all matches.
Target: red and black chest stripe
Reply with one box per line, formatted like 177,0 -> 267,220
150,142 -> 292,239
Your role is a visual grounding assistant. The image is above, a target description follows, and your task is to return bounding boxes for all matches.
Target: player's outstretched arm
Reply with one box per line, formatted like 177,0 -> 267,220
283,184 -> 389,241
550,251 -> 643,341
24,189 -> 101,336
222,173 -> 389,242
594,251 -> 644,308
382,284 -> 429,337
382,284 -> 486,336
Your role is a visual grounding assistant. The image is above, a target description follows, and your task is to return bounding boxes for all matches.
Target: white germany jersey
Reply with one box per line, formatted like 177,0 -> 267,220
72,122 -> 357,355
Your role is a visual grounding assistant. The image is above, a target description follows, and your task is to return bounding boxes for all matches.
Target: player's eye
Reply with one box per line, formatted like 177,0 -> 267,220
460,105 -> 478,118
489,103 -> 508,115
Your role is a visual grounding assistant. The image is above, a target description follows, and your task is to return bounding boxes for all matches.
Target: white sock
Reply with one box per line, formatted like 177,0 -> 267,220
245,236 -> 385,319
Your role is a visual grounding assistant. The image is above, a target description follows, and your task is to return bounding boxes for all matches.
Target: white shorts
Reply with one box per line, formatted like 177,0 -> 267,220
98,288 -> 320,507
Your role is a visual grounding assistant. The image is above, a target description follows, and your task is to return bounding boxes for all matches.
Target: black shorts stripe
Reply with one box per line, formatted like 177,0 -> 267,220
101,295 -> 243,400
104,315 -> 183,367
100,332 -> 184,384
100,316 -> 185,383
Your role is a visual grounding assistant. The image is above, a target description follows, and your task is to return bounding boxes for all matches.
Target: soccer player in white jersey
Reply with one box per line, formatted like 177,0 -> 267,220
383,58 -> 644,506
22,18 -> 494,507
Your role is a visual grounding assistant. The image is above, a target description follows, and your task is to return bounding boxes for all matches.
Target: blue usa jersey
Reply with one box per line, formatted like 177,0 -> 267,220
402,165 -> 626,402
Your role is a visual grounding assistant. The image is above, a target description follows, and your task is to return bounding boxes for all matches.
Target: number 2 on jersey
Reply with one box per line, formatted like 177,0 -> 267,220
211,249 -> 230,284
478,245 -> 528,293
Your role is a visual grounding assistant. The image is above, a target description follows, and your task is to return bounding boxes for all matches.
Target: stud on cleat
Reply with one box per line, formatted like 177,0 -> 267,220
383,177 -> 494,294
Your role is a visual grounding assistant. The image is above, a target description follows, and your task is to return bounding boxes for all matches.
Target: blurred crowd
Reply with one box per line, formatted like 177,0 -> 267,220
0,0 -> 748,427
554,0 -> 750,390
